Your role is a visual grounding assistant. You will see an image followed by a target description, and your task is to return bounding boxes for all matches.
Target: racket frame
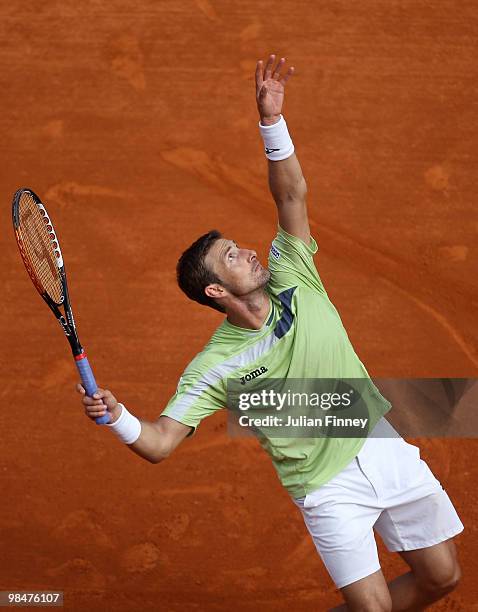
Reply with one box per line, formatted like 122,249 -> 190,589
12,188 -> 108,425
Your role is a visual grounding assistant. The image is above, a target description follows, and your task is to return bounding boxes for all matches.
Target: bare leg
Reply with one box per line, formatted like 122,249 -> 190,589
387,539 -> 461,611
329,569 -> 392,612
329,540 -> 460,611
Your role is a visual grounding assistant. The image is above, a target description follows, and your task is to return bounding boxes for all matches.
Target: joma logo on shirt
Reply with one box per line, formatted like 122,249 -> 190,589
240,366 -> 268,385
270,244 -> 281,260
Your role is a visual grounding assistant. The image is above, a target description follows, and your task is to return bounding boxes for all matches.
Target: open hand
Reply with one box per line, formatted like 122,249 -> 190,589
256,54 -> 295,125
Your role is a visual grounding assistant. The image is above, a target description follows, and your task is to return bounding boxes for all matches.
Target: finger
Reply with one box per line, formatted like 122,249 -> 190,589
87,409 -> 108,419
264,54 -> 275,81
83,396 -> 106,406
255,60 -> 264,92
272,57 -> 286,80
86,404 -> 106,413
279,66 -> 295,86
82,394 -> 104,404
85,404 -> 107,415
76,383 -> 85,395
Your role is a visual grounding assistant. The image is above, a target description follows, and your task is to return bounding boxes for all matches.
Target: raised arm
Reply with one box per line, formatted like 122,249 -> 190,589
256,54 -> 310,244
77,384 -> 192,463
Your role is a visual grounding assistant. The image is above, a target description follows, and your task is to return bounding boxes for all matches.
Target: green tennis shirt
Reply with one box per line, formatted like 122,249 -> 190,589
161,226 -> 391,498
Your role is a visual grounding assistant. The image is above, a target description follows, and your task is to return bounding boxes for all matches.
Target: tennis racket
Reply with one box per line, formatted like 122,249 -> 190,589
12,187 -> 109,425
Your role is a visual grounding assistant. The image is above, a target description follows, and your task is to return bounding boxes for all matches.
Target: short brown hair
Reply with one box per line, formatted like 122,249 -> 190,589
176,230 -> 226,313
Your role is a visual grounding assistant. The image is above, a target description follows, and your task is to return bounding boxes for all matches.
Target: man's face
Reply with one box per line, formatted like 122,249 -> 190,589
205,238 -> 271,299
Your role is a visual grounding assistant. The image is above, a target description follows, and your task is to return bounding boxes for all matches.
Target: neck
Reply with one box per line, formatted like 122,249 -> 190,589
225,289 -> 270,330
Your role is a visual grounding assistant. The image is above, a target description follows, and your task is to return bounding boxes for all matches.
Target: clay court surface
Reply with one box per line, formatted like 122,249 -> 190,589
1,1 -> 477,610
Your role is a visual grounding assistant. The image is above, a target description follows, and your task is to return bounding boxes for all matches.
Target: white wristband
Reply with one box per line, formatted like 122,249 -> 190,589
106,403 -> 142,444
258,114 -> 295,161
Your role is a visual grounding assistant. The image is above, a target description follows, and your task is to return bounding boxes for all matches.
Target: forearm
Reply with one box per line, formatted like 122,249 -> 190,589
80,387 -> 189,462
127,420 -> 169,464
106,404 -> 173,464
267,153 -> 307,205
259,113 -> 310,242
260,115 -> 307,204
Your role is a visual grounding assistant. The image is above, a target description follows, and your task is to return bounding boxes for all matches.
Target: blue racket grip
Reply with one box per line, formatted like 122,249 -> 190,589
75,353 -> 109,425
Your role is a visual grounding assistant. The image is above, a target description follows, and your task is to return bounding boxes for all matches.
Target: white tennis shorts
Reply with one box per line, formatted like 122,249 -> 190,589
292,418 -> 464,589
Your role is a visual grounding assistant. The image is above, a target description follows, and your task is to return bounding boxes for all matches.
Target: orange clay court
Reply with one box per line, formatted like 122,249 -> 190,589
0,1 -> 477,610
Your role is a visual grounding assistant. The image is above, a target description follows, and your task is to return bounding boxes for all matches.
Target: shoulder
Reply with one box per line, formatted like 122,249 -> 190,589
179,323 -> 239,387
267,224 -> 326,295
270,224 -> 318,259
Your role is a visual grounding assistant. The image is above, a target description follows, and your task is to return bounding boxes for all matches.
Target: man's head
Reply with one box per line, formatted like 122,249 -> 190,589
176,230 -> 270,313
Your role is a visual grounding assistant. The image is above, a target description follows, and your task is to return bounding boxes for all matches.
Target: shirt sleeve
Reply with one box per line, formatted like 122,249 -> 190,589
268,225 -> 326,295
160,367 -> 226,436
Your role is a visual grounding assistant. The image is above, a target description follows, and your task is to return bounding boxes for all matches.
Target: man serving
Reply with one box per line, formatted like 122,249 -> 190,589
78,54 -> 463,611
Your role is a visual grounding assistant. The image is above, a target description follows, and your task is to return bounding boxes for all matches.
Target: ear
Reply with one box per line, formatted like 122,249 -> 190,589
205,283 -> 227,300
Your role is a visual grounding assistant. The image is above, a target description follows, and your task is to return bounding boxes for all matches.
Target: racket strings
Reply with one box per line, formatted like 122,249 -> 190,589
18,192 -> 63,304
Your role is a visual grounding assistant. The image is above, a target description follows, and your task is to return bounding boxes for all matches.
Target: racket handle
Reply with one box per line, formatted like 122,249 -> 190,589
75,352 -> 109,425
